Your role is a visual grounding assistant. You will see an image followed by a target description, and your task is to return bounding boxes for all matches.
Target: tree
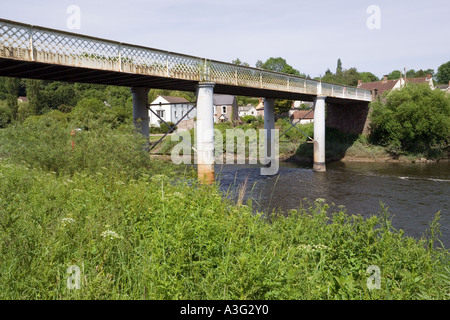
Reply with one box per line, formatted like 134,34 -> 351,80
40,81 -> 77,111
231,58 -> 249,67
5,78 -> 21,121
336,59 -> 343,76
387,70 -> 402,80
370,83 -> 450,157
26,79 -> 43,115
359,72 -> 379,83
257,57 -> 303,76
436,61 -> 450,84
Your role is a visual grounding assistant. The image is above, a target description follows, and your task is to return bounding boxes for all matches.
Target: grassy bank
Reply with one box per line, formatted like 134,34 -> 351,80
0,119 -> 449,299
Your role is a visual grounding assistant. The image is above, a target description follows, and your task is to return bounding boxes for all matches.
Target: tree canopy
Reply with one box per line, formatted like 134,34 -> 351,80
255,57 -> 305,77
436,61 -> 450,84
369,83 -> 450,157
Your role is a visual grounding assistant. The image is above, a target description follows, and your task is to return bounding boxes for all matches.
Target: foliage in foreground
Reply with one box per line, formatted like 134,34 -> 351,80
0,159 -> 448,300
0,120 -> 449,300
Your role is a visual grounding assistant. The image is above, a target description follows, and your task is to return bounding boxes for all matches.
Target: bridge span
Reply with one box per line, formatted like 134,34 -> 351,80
0,18 -> 373,183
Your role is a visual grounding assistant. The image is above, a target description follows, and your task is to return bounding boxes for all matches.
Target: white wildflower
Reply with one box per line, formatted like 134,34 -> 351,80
173,192 -> 184,199
298,244 -> 330,253
315,198 -> 326,203
61,217 -> 76,227
101,230 -> 122,240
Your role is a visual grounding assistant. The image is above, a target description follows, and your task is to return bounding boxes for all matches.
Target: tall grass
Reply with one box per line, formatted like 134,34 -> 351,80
0,118 -> 449,300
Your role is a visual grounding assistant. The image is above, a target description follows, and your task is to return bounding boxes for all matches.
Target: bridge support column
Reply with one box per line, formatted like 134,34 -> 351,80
264,98 -> 276,168
196,82 -> 215,185
313,96 -> 326,172
131,87 -> 150,141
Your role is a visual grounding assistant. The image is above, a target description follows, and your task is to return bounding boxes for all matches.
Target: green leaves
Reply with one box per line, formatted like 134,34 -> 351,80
369,83 -> 450,157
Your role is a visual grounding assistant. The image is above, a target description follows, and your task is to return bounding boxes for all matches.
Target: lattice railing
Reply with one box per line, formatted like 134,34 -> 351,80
0,18 -> 372,101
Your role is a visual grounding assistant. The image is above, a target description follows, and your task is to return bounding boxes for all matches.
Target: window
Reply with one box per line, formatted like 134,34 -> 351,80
222,106 -> 227,114
156,110 -> 164,119
174,110 -> 177,118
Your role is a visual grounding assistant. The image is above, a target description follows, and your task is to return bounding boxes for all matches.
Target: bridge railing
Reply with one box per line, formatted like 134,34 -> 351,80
0,18 -> 372,102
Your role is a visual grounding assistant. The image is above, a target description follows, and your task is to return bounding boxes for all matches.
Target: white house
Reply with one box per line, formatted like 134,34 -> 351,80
149,95 -> 195,127
289,110 -> 314,125
238,104 -> 257,117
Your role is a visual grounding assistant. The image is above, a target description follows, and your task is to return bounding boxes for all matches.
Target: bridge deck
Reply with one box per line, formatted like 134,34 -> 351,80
0,18 -> 371,104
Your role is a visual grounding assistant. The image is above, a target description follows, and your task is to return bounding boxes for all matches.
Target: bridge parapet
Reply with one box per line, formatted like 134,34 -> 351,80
0,18 -> 371,102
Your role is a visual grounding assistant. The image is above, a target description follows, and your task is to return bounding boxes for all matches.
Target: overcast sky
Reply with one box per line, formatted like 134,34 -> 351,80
1,0 -> 449,79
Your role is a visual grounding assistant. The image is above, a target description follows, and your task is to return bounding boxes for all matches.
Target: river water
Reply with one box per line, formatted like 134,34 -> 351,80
215,161 -> 450,248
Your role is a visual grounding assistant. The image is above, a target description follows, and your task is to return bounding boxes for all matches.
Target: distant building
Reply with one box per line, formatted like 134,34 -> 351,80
149,95 -> 194,127
238,104 -> 257,117
436,81 -> 450,94
18,96 -> 28,103
255,98 -> 264,118
358,74 -> 435,99
213,94 -> 239,123
290,110 -> 314,125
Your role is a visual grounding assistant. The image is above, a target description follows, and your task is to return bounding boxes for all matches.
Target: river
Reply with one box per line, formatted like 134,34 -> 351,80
215,161 -> 450,248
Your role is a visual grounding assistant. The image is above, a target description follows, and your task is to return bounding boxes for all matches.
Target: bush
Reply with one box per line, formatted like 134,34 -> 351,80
0,117 -> 157,178
0,103 -> 11,128
71,98 -> 116,130
241,115 -> 256,123
369,84 -> 450,157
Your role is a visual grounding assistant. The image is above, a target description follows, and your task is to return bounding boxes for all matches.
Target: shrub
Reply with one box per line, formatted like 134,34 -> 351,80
241,115 -> 256,123
370,84 -> 450,157
0,103 -> 11,128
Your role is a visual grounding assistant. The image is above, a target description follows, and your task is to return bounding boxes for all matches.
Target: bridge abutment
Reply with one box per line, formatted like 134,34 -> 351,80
313,96 -> 326,172
196,82 -> 216,185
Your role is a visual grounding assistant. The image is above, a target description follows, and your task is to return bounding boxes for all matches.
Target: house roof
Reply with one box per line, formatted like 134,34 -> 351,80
406,77 -> 429,84
239,105 -> 255,112
290,110 -> 314,120
213,94 -> 236,106
358,76 -> 433,96
159,95 -> 190,104
358,79 -> 398,96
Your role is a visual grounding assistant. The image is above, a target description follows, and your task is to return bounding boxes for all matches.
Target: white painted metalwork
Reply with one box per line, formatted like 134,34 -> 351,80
0,19 -> 372,101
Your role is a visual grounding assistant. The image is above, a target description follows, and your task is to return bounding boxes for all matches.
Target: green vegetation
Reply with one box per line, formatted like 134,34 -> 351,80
0,115 -> 449,299
436,61 -> 450,84
370,83 -> 450,159
320,59 -> 379,86
0,74 -> 449,299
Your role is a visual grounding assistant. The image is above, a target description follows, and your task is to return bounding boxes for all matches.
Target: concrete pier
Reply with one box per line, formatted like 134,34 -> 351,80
196,82 -> 215,184
131,87 -> 150,139
313,96 -> 326,172
263,98 -> 275,166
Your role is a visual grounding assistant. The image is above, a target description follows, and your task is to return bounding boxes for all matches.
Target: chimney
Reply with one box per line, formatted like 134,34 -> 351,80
357,80 -> 362,87
383,75 -> 388,83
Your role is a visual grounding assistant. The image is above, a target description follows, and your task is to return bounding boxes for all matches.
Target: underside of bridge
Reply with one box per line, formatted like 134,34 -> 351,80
0,58 -> 354,104
326,101 -> 371,135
